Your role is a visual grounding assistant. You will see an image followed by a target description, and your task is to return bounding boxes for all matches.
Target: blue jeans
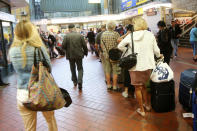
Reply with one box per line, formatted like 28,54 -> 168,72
191,41 -> 197,56
171,39 -> 179,57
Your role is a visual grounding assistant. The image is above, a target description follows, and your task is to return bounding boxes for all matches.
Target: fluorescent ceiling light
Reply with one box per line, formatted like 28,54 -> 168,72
88,0 -> 101,3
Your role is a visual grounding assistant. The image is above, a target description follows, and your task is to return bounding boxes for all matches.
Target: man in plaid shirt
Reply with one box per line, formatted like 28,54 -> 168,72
101,21 -> 120,91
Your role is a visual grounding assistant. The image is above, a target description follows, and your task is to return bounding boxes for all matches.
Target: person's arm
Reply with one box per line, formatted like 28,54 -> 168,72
81,35 -> 88,56
117,31 -> 131,43
152,35 -> 161,58
117,34 -> 130,51
61,36 -> 67,51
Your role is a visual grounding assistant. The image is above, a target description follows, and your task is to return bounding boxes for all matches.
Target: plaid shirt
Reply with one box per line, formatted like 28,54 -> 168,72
101,31 -> 120,55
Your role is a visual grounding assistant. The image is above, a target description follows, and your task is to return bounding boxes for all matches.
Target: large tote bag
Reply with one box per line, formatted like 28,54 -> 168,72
23,47 -> 66,111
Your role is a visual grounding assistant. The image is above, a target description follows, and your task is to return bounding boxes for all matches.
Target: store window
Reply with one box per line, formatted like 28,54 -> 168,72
0,23 -> 5,66
0,1 -> 10,13
2,22 -> 12,64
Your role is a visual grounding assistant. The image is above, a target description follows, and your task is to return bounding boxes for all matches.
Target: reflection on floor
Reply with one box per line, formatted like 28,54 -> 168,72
0,47 -> 195,131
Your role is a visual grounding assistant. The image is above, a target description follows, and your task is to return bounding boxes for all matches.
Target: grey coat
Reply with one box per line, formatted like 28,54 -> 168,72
62,32 -> 88,59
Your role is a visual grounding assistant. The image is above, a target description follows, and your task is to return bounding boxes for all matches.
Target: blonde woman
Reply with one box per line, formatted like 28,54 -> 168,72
118,17 -> 162,116
9,20 -> 58,131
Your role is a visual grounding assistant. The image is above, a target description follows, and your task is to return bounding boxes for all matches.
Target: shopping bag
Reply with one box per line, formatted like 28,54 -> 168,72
150,61 -> 174,83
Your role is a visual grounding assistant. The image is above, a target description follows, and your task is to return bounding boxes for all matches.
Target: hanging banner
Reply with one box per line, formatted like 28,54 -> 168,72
121,0 -> 150,11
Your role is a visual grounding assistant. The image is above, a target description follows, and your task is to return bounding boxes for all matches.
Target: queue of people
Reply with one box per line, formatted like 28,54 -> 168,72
7,16 -> 185,131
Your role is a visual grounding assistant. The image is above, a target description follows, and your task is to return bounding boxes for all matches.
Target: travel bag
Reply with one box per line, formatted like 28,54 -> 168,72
193,92 -> 197,131
179,69 -> 197,111
151,80 -> 175,112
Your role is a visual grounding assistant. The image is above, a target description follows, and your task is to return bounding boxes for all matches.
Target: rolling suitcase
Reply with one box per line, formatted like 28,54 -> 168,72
179,69 -> 197,111
193,92 -> 197,131
151,80 -> 175,112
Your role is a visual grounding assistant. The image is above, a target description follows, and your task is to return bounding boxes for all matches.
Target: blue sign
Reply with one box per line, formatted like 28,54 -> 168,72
121,0 -> 150,11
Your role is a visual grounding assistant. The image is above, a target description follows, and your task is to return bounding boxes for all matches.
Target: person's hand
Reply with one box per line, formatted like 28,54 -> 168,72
95,44 -> 98,51
126,31 -> 131,34
159,54 -> 164,59
177,34 -> 181,37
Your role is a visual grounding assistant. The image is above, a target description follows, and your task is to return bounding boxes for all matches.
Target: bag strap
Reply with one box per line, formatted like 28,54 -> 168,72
131,31 -> 135,54
102,39 -> 109,53
122,31 -> 135,57
34,47 -> 48,68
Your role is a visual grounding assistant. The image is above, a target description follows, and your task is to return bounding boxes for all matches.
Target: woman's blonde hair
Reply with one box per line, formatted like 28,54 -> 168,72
11,20 -> 44,68
132,17 -> 148,31
106,21 -> 116,31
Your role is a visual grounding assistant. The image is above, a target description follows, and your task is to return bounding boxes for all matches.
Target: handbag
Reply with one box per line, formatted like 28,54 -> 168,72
23,47 -> 66,111
150,59 -> 174,83
119,32 -> 137,70
60,87 -> 72,107
102,40 -> 122,62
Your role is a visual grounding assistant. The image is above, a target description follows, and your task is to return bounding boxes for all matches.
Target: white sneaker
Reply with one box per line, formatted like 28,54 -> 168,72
122,91 -> 128,98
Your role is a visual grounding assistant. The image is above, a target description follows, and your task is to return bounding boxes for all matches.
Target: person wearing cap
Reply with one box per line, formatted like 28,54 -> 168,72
62,24 -> 88,90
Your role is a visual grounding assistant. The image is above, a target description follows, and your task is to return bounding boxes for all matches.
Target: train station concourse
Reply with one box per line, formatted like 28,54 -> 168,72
0,0 -> 197,131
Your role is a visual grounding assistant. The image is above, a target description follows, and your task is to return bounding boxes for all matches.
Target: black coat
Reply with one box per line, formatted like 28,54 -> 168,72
169,24 -> 182,39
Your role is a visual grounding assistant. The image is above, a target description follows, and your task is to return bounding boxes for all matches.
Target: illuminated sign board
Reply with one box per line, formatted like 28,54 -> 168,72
88,0 -> 101,3
121,0 -> 150,11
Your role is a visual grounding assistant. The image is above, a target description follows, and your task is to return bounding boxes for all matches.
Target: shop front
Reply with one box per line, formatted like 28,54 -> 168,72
0,0 -> 16,75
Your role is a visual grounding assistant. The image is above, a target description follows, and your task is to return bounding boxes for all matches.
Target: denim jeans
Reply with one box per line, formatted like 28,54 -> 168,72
171,39 -> 179,57
191,41 -> 197,56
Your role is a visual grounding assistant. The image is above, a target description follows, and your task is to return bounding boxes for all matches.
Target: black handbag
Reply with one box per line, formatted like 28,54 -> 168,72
119,31 -> 137,70
102,40 -> 122,62
59,87 -> 72,107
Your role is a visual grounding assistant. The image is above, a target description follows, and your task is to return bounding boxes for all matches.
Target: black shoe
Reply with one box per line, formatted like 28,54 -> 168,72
0,83 -> 9,87
73,82 -> 77,87
78,83 -> 82,90
193,58 -> 197,62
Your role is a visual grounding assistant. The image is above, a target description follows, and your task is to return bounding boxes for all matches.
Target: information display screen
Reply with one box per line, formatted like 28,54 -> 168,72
121,0 -> 150,11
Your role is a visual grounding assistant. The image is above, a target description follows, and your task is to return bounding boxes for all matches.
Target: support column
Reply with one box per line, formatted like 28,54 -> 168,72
104,0 -> 108,14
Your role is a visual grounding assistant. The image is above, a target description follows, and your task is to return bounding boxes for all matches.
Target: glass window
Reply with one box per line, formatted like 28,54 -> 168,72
2,22 -> 12,64
0,23 -> 5,66
0,1 -> 10,13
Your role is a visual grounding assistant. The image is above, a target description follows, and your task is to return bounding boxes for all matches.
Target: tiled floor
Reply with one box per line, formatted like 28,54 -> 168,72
0,47 -> 196,131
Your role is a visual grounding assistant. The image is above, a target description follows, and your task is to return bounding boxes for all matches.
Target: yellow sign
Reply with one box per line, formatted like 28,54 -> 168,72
136,0 -> 147,5
127,1 -> 132,7
138,8 -> 143,14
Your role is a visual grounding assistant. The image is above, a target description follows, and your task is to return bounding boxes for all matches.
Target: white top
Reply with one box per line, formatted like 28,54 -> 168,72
118,30 -> 160,71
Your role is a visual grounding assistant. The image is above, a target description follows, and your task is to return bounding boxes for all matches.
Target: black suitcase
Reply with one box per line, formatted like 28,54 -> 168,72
55,46 -> 65,56
151,80 -> 175,112
179,69 -> 197,111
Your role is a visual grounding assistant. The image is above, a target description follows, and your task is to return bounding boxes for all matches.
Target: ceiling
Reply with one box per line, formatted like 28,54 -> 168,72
9,0 -> 29,8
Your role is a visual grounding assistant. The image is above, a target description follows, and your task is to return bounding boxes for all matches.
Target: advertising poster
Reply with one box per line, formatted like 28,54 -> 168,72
121,0 -> 150,11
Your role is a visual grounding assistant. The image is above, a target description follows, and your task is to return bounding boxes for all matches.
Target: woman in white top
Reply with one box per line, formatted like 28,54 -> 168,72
118,17 -> 162,117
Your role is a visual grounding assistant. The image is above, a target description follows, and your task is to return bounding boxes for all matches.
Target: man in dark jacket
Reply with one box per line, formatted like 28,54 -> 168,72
62,24 -> 88,90
157,21 -> 173,64
169,20 -> 182,58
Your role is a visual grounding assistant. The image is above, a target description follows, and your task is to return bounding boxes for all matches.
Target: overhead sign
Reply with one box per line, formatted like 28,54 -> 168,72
121,0 -> 150,11
88,0 -> 101,3
0,11 -> 16,22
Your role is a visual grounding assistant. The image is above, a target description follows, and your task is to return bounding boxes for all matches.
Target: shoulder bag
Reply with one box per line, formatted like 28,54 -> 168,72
119,31 -> 137,70
102,40 -> 122,62
23,47 -> 66,111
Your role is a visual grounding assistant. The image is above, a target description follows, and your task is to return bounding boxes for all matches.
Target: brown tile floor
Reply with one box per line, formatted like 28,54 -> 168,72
0,47 -> 196,131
